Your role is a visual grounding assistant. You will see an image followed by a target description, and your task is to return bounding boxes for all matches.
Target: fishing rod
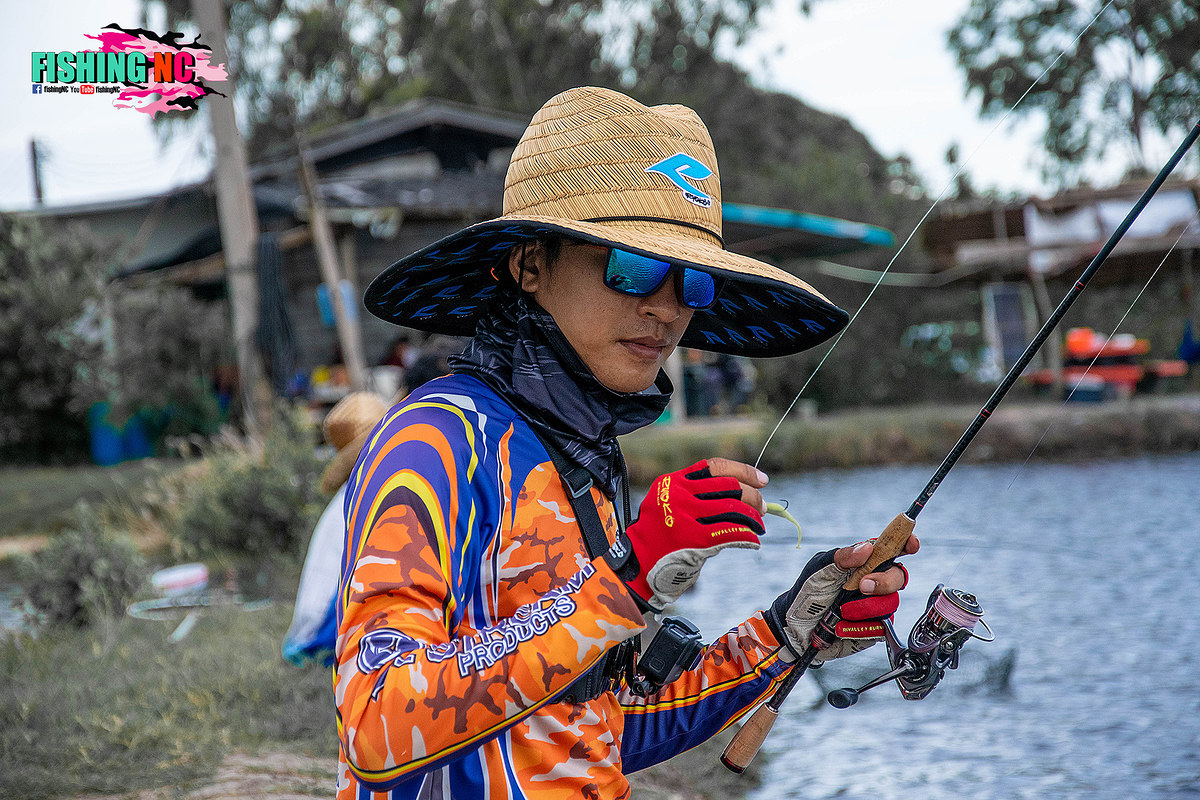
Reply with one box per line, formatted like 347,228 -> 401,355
721,119 -> 1200,774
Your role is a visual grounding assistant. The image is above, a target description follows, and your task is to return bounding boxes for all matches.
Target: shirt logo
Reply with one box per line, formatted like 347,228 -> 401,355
645,153 -> 714,208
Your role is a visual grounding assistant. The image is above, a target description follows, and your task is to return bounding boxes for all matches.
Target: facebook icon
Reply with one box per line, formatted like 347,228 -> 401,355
32,84 -> 42,94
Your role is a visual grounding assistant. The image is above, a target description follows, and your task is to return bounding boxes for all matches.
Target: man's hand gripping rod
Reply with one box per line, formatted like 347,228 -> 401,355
721,120 -> 1200,774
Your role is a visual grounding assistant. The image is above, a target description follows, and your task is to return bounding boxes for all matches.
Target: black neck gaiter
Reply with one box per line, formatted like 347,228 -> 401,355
448,295 -> 672,497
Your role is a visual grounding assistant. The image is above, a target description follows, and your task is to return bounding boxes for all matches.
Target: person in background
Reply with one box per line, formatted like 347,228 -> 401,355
682,348 -> 714,416
401,334 -> 464,393
380,334 -> 416,369
282,391 -> 388,667
333,87 -> 917,799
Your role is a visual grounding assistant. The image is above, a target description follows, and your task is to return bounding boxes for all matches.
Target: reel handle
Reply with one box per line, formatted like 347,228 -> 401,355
826,687 -> 860,708
844,513 -> 915,590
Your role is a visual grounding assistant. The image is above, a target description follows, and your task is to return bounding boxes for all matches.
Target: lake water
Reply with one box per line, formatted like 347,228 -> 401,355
673,453 -> 1200,800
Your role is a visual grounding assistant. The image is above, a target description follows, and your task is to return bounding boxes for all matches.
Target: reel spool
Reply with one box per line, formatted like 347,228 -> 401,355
826,584 -> 994,708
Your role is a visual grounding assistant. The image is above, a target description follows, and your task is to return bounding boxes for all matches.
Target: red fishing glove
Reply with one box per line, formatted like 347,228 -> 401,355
625,460 -> 765,611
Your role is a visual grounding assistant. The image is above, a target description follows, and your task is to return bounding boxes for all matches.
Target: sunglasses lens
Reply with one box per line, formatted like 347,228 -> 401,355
680,269 -> 717,309
605,249 -> 718,309
606,249 -> 672,295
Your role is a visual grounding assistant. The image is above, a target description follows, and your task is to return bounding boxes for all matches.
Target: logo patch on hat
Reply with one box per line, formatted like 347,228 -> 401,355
646,153 -> 713,208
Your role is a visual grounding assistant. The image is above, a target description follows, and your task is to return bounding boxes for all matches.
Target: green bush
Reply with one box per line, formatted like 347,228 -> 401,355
15,511 -> 147,628
0,214 -> 107,462
106,283 -> 231,438
173,405 -> 324,574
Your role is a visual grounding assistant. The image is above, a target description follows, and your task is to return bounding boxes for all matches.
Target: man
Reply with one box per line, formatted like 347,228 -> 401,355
335,86 -> 916,799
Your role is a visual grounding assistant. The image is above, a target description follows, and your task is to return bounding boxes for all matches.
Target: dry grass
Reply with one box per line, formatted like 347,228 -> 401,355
1,599 -> 334,799
1,597 -> 758,800
0,459 -> 188,541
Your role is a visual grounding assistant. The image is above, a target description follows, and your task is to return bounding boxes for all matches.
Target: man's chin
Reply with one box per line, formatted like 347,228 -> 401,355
597,365 -> 661,394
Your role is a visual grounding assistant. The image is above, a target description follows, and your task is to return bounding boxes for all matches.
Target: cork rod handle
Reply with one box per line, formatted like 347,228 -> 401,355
844,512 -> 915,590
720,704 -> 778,773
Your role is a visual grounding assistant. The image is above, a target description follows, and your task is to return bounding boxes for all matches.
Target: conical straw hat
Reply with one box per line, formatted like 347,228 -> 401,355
365,86 -> 849,357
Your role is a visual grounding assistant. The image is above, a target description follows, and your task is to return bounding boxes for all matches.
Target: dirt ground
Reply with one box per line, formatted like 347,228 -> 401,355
71,734 -> 758,800
74,752 -> 336,800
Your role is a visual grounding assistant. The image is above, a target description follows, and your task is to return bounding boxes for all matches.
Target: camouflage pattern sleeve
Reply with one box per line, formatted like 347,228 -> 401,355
616,611 -> 791,772
333,398 -> 645,792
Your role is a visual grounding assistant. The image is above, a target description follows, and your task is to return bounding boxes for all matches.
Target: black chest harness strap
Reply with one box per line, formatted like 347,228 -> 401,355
535,435 -> 647,704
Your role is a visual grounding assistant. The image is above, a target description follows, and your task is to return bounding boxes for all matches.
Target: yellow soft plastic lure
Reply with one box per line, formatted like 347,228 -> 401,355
765,501 -> 802,549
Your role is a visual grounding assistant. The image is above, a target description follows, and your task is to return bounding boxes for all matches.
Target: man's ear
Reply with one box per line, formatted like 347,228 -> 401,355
507,242 -> 546,293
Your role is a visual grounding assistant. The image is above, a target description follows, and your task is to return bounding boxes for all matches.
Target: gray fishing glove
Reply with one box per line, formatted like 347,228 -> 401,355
765,546 -> 899,666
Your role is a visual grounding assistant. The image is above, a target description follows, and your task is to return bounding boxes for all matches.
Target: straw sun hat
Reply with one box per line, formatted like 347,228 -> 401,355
365,86 -> 849,358
319,392 -> 389,494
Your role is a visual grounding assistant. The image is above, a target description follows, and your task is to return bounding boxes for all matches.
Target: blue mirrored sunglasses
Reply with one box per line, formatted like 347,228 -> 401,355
603,248 -> 721,310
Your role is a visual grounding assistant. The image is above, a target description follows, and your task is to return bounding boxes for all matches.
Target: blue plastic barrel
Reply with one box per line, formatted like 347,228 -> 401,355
87,403 -> 124,466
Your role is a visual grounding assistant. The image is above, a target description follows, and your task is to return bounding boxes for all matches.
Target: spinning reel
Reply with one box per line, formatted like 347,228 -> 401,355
825,584 -> 994,709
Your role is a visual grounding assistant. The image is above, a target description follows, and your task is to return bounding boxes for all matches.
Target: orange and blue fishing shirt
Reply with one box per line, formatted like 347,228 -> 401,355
334,373 -> 792,799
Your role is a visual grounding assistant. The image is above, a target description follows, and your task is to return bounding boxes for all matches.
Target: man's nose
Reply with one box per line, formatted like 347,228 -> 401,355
638,273 -> 685,323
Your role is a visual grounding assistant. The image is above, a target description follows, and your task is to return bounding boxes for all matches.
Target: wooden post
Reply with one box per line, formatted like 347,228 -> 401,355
1028,269 -> 1063,397
297,144 -> 369,392
1184,246 -> 1196,327
665,348 -> 685,424
29,140 -> 44,206
189,0 -> 266,435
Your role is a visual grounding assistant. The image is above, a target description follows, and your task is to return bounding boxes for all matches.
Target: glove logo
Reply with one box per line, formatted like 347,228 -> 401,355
658,475 -> 674,527
710,526 -> 746,539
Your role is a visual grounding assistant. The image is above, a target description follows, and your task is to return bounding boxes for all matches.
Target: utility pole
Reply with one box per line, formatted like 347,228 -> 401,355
190,0 -> 266,435
29,139 -> 44,205
297,142 -> 369,391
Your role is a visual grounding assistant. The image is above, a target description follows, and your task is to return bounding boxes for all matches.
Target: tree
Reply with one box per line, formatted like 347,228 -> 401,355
948,0 -> 1200,184
147,0 -> 767,160
0,213 -> 233,463
106,283 -> 231,438
0,215 -> 107,462
142,0 -> 926,238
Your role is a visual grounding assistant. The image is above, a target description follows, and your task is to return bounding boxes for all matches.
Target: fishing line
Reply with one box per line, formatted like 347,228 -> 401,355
724,112 -> 1200,772
754,0 -> 1117,469
932,218 -> 1198,591
1004,217 -> 1200,489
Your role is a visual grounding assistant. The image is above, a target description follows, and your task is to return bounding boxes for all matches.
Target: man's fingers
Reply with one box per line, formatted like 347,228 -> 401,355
741,485 -> 765,515
857,566 -> 907,595
692,458 -> 767,514
834,534 -> 919,594
833,541 -> 872,570
703,457 -> 769,488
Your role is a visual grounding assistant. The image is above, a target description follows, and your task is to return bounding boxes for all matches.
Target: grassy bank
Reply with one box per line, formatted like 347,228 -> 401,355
621,393 -> 1200,484
1,598 -> 332,798
0,459 -> 182,540
5,394 -> 1197,542
0,594 -> 759,800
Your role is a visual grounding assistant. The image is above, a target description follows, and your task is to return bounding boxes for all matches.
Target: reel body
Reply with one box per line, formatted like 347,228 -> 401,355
826,584 -> 993,708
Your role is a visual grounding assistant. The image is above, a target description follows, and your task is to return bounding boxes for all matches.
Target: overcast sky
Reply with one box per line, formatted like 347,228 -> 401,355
4,0 -> 1128,214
